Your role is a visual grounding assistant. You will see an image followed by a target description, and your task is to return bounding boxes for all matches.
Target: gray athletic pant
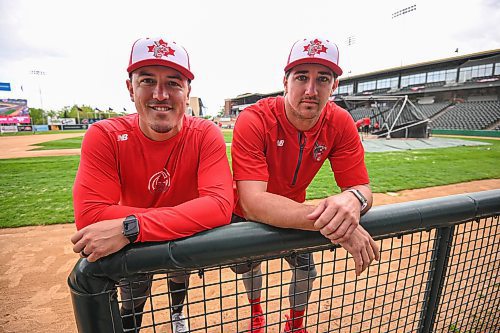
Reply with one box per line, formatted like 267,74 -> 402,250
120,273 -> 190,311
230,214 -> 318,311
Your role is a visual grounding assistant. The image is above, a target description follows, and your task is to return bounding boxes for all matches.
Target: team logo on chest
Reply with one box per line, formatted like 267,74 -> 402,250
313,142 -> 327,161
148,168 -> 171,193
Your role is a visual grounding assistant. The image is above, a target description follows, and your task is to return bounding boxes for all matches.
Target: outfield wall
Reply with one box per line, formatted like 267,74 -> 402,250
432,129 -> 500,137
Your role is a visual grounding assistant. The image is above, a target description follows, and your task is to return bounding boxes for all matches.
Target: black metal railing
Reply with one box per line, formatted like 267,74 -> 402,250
68,190 -> 500,332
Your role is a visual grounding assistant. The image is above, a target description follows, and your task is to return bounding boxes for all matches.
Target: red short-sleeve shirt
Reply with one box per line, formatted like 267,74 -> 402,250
231,96 -> 369,216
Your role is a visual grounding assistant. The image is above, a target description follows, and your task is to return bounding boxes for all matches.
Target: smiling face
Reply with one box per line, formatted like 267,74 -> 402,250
126,65 -> 191,141
283,63 -> 338,131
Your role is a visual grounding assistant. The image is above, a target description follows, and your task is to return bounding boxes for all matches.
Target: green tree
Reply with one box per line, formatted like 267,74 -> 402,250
80,105 -> 96,120
68,105 -> 79,120
61,106 -> 70,118
28,108 -> 46,125
46,109 -> 58,118
62,105 -> 100,123
217,107 -> 225,117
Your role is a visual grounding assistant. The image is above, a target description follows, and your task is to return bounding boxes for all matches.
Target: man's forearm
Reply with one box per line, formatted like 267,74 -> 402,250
240,191 -> 317,230
74,203 -> 150,230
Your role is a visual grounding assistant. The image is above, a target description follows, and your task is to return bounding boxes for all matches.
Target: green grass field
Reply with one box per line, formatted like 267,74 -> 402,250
31,136 -> 84,150
0,136 -> 498,228
222,130 -> 233,143
0,156 -> 80,227
308,138 -> 500,199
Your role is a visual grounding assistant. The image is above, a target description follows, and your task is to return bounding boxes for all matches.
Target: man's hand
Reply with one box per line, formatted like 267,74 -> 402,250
70,218 -> 130,262
308,191 -> 361,243
339,225 -> 380,276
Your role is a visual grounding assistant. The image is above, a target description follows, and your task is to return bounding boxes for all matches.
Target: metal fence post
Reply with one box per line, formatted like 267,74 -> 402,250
419,226 -> 455,333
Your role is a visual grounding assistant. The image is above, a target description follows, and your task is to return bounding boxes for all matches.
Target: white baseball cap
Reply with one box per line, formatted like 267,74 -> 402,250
285,38 -> 343,76
127,37 -> 194,80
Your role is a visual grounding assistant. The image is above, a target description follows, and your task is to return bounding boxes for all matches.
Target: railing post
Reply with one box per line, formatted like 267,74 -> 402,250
68,259 -> 123,333
419,226 -> 455,333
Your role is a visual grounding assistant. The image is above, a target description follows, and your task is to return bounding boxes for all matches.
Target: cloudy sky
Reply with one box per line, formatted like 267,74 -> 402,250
0,0 -> 499,115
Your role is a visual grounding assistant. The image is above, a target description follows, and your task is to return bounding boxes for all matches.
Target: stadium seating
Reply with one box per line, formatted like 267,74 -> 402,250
348,103 -> 425,129
348,106 -> 390,124
348,107 -> 374,121
430,101 -> 500,130
417,102 -> 451,119
347,100 -> 500,131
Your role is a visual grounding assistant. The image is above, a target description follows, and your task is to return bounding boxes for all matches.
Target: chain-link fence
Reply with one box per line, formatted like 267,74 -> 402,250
68,190 -> 500,332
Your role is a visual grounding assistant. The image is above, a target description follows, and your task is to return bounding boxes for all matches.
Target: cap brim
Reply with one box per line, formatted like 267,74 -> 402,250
127,59 -> 195,80
284,58 -> 343,76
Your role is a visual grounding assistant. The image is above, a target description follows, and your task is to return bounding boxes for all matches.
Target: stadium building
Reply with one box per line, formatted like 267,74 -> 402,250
224,49 -> 500,137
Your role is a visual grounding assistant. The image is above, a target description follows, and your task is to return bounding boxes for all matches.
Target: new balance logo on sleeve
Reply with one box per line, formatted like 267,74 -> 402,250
117,134 -> 128,141
277,139 -> 285,147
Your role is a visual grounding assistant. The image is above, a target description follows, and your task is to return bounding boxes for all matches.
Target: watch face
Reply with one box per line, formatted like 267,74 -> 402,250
124,215 -> 139,239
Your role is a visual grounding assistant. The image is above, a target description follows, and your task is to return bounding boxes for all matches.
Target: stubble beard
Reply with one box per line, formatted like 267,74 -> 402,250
295,104 -> 321,121
149,112 -> 183,134
150,123 -> 173,134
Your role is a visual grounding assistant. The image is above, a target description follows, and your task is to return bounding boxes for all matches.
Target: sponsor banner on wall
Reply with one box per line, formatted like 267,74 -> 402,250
0,82 -> 11,91
0,116 -> 31,124
81,118 -> 100,124
48,118 -> 76,125
17,125 -> 34,132
0,125 -> 18,133
34,125 -> 49,132
62,124 -> 88,130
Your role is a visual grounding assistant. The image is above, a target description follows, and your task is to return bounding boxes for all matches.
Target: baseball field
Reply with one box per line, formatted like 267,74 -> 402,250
0,131 -> 499,333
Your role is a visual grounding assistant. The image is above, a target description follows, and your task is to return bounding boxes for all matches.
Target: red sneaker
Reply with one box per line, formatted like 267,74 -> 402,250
249,311 -> 266,333
282,314 -> 309,333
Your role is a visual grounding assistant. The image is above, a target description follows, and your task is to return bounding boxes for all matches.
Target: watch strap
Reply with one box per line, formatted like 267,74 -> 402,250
346,189 -> 368,211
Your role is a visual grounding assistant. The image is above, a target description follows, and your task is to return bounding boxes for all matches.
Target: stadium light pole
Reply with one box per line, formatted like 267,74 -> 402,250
391,4 -> 417,67
346,35 -> 356,47
344,35 -> 357,80
30,70 -> 46,110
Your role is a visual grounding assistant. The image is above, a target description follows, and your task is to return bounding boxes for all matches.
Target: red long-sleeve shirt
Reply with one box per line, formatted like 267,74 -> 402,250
73,113 -> 233,242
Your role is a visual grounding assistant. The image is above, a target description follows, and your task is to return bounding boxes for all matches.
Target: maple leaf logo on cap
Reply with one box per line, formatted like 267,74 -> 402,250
147,39 -> 175,59
304,39 -> 328,57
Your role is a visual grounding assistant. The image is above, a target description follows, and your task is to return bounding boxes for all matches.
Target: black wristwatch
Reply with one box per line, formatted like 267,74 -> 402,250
123,215 -> 140,243
346,189 -> 368,211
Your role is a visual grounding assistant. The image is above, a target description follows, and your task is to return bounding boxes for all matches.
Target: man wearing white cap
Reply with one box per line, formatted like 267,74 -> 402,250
231,38 -> 380,333
71,37 -> 234,332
